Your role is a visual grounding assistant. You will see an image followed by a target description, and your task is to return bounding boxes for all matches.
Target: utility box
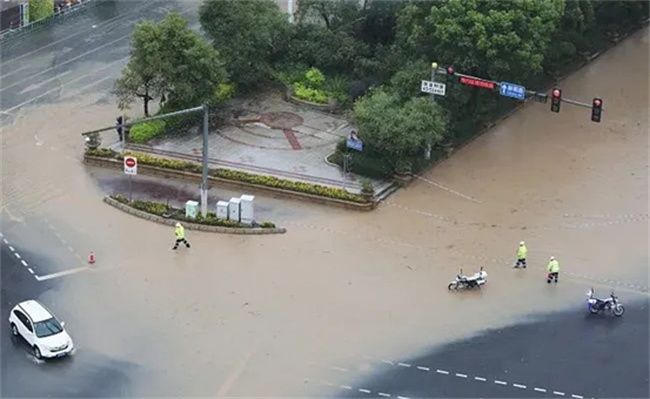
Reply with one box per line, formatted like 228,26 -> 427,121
216,201 -> 229,220
185,200 -> 199,219
239,195 -> 255,224
228,197 -> 241,222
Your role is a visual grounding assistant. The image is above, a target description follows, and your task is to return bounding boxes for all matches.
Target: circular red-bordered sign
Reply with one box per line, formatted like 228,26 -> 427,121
125,157 -> 136,168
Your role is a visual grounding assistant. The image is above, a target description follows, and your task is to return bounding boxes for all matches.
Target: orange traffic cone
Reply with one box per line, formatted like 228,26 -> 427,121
88,251 -> 95,264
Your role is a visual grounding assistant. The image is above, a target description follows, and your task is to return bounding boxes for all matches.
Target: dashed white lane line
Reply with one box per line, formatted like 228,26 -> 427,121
14,252 -> 21,259
358,388 -> 371,394
416,366 -> 430,371
21,260 -> 27,266
8,245 -> 14,251
397,362 -> 411,367
340,385 -> 352,390
455,373 -> 468,378
474,376 -> 487,382
2,238 -> 9,244
397,396 -> 410,399
494,380 -> 507,385
554,391 -> 566,396
571,395 -> 583,399
513,383 -> 527,389
535,387 -> 548,392
381,359 -> 394,365
27,268 -> 34,274
436,369 -> 449,375
378,393 -> 391,397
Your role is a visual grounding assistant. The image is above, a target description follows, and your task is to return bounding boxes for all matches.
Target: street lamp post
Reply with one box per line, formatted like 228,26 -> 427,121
425,62 -> 438,160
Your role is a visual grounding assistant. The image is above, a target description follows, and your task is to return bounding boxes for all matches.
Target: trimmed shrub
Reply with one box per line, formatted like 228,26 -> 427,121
129,120 -> 167,143
110,195 -> 277,228
86,149 -> 370,204
29,0 -> 54,22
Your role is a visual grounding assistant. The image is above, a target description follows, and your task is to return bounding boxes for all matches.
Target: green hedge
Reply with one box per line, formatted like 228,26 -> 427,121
86,148 -> 369,204
129,120 -> 167,144
29,0 -> 54,22
110,195 -> 277,228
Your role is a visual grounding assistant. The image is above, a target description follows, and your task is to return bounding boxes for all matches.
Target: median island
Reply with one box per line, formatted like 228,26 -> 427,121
105,195 -> 286,235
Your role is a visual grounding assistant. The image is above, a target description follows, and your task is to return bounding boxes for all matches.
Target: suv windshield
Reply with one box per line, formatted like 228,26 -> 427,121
34,318 -> 63,338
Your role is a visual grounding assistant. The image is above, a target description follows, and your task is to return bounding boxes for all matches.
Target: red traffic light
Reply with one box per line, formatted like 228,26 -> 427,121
446,66 -> 455,75
552,89 -> 561,98
593,99 -> 601,107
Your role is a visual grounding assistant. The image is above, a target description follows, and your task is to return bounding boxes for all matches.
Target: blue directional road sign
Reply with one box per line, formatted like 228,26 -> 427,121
500,81 -> 526,100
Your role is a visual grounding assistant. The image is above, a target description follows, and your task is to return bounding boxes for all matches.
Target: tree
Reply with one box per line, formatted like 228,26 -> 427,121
295,0 -> 361,32
395,0 -> 565,81
29,0 -> 53,22
353,87 -> 447,165
113,13 -> 229,116
199,0 -> 291,90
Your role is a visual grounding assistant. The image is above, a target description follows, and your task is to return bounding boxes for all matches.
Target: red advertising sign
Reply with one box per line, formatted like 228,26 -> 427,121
460,77 -> 495,90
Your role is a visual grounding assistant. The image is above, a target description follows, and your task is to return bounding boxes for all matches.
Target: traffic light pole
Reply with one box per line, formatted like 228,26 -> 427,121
435,67 -> 602,111
81,105 -> 211,217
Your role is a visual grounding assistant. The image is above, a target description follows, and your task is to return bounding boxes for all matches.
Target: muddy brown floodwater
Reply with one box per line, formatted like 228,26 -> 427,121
1,27 -> 648,397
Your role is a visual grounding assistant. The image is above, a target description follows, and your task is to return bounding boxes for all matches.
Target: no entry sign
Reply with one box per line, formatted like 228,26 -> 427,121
124,156 -> 137,175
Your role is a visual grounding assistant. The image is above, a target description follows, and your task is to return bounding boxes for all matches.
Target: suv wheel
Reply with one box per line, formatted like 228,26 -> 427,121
33,346 -> 42,359
10,323 -> 18,337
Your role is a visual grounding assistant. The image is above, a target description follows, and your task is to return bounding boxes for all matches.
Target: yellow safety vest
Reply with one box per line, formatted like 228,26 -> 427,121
175,226 -> 184,239
548,260 -> 560,273
518,245 -> 528,259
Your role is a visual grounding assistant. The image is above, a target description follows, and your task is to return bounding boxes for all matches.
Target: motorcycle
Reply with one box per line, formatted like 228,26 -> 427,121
448,268 -> 487,290
586,287 -> 625,317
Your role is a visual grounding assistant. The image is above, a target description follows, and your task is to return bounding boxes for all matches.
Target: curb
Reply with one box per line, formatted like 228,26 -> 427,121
103,196 -> 287,235
85,156 -> 376,212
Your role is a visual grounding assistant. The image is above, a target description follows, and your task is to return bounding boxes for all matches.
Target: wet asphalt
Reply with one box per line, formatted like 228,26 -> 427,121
1,1 -> 649,397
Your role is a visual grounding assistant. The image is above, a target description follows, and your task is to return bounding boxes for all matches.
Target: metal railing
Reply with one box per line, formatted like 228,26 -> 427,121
0,0 -> 104,43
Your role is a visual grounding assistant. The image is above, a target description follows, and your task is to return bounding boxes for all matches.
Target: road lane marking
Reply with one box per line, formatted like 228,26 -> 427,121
535,387 -> 547,392
18,71 -> 72,95
8,245 -> 14,251
35,267 -> 90,281
27,268 -> 34,274
571,395 -> 583,399
513,383 -> 527,389
436,369 -> 449,375
411,175 -> 483,204
381,359 -> 394,365
340,385 -> 352,390
494,380 -> 507,385
474,376 -> 487,382
397,362 -> 411,367
3,57 -> 128,113
21,260 -> 27,266
455,373 -> 467,378
554,391 -> 565,396
397,396 -> 410,399
378,393 -> 391,397
2,238 -> 8,244
359,388 -> 371,393
14,252 -> 21,259
416,366 -> 430,371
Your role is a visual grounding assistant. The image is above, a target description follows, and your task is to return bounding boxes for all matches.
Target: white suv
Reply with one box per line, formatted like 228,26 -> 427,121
9,300 -> 74,359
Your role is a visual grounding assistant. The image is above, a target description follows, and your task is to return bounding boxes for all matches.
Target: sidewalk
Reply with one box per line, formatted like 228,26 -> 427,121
112,94 -> 392,195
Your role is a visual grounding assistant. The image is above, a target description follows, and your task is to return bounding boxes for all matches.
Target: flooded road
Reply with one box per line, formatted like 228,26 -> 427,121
1,4 -> 647,396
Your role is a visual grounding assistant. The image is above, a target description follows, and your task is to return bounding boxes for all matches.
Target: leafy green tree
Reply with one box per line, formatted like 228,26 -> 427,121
295,0 -> 361,32
113,13 -> 229,116
353,87 -> 447,163
29,0 -> 53,22
199,0 -> 291,90
395,0 -> 565,81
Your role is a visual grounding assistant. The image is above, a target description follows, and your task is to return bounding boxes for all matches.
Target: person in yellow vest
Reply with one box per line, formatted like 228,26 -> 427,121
172,222 -> 191,250
514,241 -> 528,268
547,256 -> 560,283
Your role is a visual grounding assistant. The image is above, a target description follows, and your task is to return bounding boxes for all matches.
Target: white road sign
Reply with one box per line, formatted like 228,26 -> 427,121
421,80 -> 446,96
124,156 -> 138,175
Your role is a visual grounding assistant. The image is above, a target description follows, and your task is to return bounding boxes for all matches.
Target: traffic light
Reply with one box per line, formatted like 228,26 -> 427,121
591,98 -> 603,123
446,66 -> 455,76
550,88 -> 562,113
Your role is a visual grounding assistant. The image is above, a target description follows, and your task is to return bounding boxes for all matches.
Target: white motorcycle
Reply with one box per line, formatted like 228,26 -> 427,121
448,268 -> 488,290
586,287 -> 625,317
